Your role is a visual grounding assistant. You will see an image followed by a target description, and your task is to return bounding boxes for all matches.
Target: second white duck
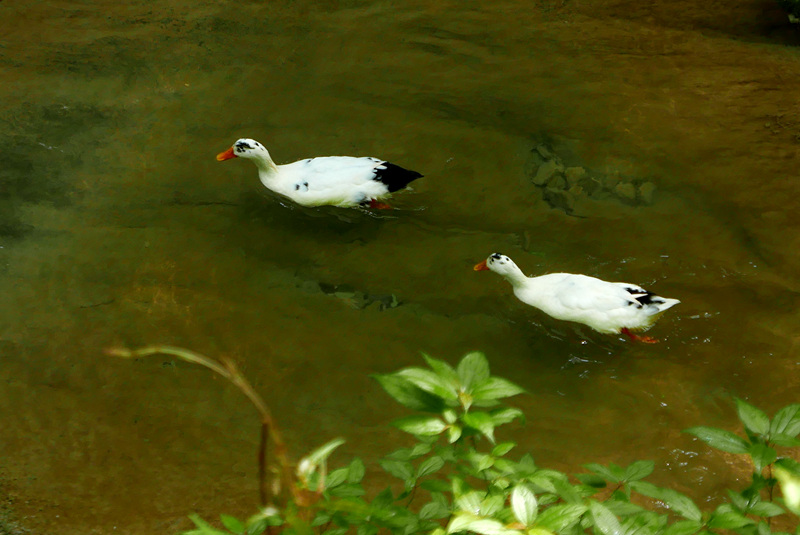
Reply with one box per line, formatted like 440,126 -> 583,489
474,253 -> 680,343
216,138 -> 422,209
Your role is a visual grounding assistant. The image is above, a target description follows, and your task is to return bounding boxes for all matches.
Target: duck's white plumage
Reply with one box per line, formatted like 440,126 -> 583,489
475,253 -> 680,342
216,138 -> 422,208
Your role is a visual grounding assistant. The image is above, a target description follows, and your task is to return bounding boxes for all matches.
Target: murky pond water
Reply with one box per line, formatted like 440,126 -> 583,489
2,1 -> 800,533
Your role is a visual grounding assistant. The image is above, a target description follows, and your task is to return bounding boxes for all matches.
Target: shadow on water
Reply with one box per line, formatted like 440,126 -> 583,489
224,191 -> 394,252
0,102 -> 117,238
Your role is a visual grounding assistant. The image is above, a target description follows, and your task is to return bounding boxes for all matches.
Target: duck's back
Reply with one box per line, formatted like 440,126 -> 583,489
271,157 -> 421,206
514,273 -> 675,333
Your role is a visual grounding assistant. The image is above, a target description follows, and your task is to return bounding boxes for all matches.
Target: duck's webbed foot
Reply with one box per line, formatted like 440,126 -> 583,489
621,327 -> 659,344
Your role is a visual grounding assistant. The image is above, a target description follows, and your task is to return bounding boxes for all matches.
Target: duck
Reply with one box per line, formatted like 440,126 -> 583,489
216,138 -> 423,209
474,253 -> 680,343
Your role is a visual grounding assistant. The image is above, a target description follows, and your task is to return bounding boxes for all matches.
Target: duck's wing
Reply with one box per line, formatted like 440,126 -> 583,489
544,275 -> 642,312
276,157 -> 389,205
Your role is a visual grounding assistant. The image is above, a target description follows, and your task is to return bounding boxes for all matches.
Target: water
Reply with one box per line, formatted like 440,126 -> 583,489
2,1 -> 800,532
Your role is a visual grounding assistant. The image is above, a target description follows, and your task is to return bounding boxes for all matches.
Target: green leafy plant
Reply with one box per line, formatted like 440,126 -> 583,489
108,347 -> 800,535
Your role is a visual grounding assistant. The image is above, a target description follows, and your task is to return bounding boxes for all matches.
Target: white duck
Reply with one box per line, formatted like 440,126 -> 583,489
216,138 -> 423,209
474,253 -> 680,343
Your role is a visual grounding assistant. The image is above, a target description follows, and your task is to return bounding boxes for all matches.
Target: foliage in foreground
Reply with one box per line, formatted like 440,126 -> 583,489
169,351 -> 800,535
776,0 -> 800,21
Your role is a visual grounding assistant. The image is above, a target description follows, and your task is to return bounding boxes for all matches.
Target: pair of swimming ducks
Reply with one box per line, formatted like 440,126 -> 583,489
216,138 -> 680,343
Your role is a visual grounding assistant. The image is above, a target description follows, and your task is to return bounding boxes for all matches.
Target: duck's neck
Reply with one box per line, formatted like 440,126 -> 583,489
252,152 -> 279,178
501,265 -> 530,288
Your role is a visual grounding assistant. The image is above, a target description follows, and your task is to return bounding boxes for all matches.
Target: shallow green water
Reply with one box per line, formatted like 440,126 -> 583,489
2,1 -> 800,533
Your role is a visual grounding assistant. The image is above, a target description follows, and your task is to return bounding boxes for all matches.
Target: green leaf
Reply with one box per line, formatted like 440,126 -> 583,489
347,458 -> 366,484
584,463 -> 624,483
748,501 -> 785,518
410,442 -> 433,458
511,484 -> 539,526
392,415 -> 448,436
220,515 -> 245,534
397,367 -> 459,401
374,373 -> 446,412
457,352 -> 491,392
305,438 -> 345,465
447,513 -> 515,535
490,407 -> 525,426
455,491 -> 483,515
775,457 -> 800,476
386,447 -> 414,461
707,509 -> 754,529
471,377 -> 526,403
662,520 -> 703,535
624,461 -> 654,482
534,504 -> 587,532
186,514 -> 230,535
618,513 -> 662,535
298,438 -> 346,481
481,495 -> 506,517
770,404 -> 800,437
357,523 -> 378,535
575,473 -> 607,488
325,468 -> 349,489
736,399 -> 770,437
420,501 -> 450,520
551,476 -> 582,505
590,501 -> 623,535
448,425 -> 463,443
629,481 -> 702,522
418,456 -> 445,478
749,443 -> 777,472
443,408 -> 458,424
492,442 -> 516,457
468,453 -> 494,471
770,433 -> 800,447
604,500 -> 646,517
380,459 -> 414,480
423,353 -> 461,382
372,487 -> 394,509
726,490 -> 749,512
684,427 -> 750,454
421,479 -> 451,493
518,454 -> 537,471
463,411 -> 496,443
328,483 -> 365,498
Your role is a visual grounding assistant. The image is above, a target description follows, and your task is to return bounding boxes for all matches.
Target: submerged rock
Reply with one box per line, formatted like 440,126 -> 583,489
639,181 -> 657,204
535,144 -> 554,160
532,159 -> 564,186
564,166 -> 587,187
614,182 -> 637,202
526,141 -> 662,214
543,187 -> 575,213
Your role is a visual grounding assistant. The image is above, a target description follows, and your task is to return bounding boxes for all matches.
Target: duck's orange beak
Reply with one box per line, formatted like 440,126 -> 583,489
474,260 -> 489,271
216,147 -> 237,161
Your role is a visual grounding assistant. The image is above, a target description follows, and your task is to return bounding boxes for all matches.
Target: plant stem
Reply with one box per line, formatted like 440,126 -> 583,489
106,345 -> 294,508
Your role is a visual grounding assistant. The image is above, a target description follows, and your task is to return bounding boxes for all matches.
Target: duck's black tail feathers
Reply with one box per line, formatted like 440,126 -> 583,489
374,162 -> 423,193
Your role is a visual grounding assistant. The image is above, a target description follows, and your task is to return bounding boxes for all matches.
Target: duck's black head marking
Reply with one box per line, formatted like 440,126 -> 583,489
489,253 -> 509,265
235,141 -> 253,153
